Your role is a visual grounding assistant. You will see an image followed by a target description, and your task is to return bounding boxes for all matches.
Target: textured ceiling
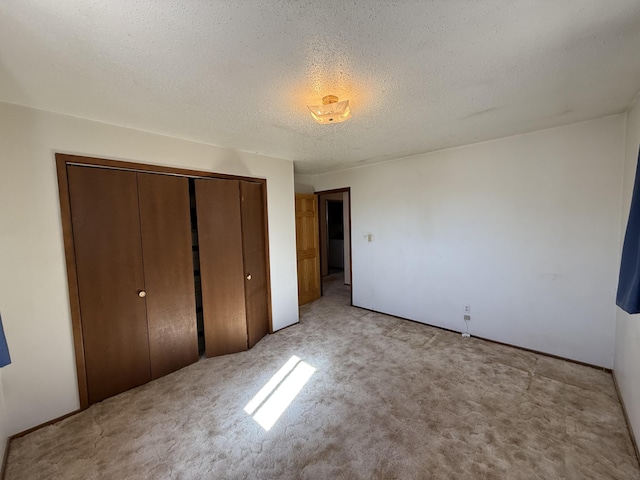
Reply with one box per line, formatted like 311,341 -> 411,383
1,1 -> 640,174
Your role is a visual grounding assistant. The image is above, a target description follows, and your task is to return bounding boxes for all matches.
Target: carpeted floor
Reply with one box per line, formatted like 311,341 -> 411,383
5,275 -> 640,479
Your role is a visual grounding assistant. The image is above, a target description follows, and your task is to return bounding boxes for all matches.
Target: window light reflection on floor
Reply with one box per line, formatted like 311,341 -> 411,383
244,355 -> 316,431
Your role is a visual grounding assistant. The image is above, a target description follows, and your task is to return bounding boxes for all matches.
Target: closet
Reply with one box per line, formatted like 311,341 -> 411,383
194,178 -> 269,356
58,155 -> 271,407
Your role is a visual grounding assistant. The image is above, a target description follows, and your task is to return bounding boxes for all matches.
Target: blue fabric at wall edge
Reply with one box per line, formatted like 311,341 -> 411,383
617,147 -> 640,314
0,313 -> 11,367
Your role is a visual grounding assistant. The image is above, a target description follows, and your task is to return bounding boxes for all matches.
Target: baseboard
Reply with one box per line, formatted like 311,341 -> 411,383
612,372 -> 640,464
0,409 -> 80,479
474,333 -> 611,372
272,321 -> 300,333
1,436 -> 9,480
353,305 -> 611,372
10,409 -> 81,441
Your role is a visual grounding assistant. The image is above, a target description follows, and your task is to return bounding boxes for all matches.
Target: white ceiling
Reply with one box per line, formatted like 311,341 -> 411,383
1,1 -> 640,174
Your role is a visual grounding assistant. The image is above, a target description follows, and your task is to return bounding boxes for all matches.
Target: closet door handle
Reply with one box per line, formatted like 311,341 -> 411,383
138,290 -> 147,298
246,274 -> 252,281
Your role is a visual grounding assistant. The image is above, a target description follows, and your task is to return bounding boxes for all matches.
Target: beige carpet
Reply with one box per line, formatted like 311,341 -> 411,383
5,276 -> 640,479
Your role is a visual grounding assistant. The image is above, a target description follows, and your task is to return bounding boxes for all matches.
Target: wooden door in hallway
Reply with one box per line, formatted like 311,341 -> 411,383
295,193 -> 321,305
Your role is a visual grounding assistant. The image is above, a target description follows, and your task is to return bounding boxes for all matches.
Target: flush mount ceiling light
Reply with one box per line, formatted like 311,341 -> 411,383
307,95 -> 351,124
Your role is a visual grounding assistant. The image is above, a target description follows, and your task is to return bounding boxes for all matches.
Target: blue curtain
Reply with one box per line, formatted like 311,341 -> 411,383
617,147 -> 640,314
0,313 -> 10,367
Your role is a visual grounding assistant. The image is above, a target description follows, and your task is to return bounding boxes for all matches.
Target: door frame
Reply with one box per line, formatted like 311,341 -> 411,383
56,153 -> 273,409
315,187 -> 352,306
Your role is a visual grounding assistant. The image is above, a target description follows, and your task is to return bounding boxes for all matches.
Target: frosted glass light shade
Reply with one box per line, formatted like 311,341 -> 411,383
307,95 -> 352,124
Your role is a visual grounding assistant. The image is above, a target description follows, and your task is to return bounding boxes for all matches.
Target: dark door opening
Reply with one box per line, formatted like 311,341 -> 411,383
327,200 -> 344,275
317,188 -> 352,304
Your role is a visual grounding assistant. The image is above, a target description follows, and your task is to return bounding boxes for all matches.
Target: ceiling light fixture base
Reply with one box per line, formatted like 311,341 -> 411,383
307,95 -> 351,124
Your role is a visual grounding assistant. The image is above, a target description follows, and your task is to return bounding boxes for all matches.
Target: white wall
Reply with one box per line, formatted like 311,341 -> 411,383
614,96 -> 640,446
313,115 -> 625,368
0,101 -> 299,436
294,174 -> 315,194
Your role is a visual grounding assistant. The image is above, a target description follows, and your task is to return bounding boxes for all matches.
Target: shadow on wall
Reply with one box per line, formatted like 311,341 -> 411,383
293,174 -> 314,194
205,150 -> 253,178
0,52 -> 31,107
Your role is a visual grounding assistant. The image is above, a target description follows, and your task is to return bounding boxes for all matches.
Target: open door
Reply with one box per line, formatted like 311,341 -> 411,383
295,193 -> 321,305
318,191 -> 352,279
195,178 -> 248,357
241,181 -> 270,349
317,188 -> 352,304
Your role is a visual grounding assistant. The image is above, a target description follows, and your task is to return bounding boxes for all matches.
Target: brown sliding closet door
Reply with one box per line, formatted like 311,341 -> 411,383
241,181 -> 270,348
137,173 -> 198,378
68,166 -> 151,404
195,178 -> 248,356
60,154 -> 274,408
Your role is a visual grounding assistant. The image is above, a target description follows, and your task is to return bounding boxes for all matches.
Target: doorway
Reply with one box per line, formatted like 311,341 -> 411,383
326,200 -> 344,275
316,188 -> 352,303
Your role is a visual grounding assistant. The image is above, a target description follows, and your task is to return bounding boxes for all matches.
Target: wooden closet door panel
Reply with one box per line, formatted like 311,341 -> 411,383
137,173 -> 198,379
240,181 -> 270,348
195,178 -> 248,357
67,166 -> 151,404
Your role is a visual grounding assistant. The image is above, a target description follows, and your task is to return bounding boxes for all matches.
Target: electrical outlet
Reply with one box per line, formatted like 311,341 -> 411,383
464,314 -> 471,321
464,305 -> 470,314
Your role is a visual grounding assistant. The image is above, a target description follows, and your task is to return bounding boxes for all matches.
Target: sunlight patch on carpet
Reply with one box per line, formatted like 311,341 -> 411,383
245,355 -> 316,431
